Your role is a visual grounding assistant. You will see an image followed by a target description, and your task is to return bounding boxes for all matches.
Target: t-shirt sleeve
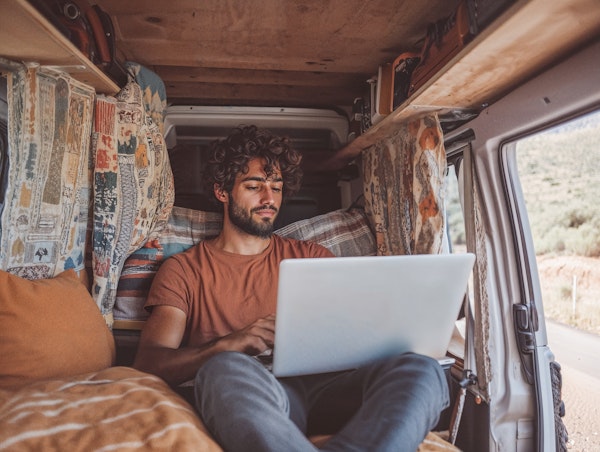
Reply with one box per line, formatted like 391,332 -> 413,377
144,256 -> 190,316
310,241 -> 335,258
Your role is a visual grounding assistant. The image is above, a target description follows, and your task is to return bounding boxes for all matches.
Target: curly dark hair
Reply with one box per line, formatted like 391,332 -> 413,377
203,125 -> 303,199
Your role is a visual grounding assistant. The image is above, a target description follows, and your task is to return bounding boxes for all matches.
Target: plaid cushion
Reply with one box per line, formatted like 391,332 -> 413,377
156,206 -> 223,258
114,207 -> 375,322
113,207 -> 222,322
276,208 -> 376,257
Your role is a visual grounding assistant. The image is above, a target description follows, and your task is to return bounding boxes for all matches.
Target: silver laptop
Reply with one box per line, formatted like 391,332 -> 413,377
271,253 -> 475,377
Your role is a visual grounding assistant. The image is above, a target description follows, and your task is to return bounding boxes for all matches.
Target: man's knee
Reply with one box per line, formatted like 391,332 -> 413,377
372,353 -> 450,404
374,352 -> 440,374
196,351 -> 255,381
195,352 -> 265,417
194,351 -> 285,401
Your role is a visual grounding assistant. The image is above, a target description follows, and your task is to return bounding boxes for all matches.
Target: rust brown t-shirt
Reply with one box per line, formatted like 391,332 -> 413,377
144,235 -> 333,347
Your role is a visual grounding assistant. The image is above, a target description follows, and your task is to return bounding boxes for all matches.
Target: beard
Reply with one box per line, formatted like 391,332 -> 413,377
228,196 -> 278,239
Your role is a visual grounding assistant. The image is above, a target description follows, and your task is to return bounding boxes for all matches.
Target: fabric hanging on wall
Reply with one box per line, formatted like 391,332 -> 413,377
91,80 -> 174,325
124,62 -> 167,135
0,64 -> 95,279
1,77 -> 9,221
361,114 -> 446,255
466,156 -> 492,400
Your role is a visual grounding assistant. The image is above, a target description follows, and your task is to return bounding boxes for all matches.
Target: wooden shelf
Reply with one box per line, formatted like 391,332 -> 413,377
323,0 -> 600,170
0,0 -> 119,94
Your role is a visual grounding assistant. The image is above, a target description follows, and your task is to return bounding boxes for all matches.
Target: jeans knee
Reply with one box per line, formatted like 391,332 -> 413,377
374,353 -> 450,405
376,352 -> 437,373
197,350 -> 251,375
404,353 -> 450,407
194,351 -> 291,424
195,351 -> 284,396
195,352 -> 262,413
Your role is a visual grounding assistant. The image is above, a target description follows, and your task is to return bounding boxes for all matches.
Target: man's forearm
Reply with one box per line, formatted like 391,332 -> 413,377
133,338 -> 224,386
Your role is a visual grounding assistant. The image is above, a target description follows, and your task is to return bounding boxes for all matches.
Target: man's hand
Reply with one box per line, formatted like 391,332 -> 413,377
217,314 -> 275,356
134,307 -> 276,386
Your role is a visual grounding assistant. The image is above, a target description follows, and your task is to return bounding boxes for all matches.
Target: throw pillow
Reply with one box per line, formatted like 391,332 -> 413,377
0,269 -> 115,389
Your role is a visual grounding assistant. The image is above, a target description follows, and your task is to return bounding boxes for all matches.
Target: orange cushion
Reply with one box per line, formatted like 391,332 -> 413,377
0,269 -> 115,389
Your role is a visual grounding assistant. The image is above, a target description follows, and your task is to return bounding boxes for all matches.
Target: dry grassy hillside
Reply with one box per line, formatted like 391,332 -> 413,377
516,110 -> 600,335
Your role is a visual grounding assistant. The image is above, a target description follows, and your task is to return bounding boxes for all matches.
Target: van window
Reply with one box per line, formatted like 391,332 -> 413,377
444,159 -> 473,360
445,162 -> 467,254
515,110 -> 600,334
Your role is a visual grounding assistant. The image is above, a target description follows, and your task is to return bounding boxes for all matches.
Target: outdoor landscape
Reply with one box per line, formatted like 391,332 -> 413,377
516,109 -> 600,451
516,110 -> 600,336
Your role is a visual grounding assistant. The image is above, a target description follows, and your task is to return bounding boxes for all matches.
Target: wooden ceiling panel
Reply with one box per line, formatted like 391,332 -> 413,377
154,66 -> 365,87
164,81 -> 358,107
98,0 -> 460,108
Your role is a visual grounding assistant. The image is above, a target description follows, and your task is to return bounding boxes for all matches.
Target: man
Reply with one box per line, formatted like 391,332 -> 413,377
134,125 -> 449,451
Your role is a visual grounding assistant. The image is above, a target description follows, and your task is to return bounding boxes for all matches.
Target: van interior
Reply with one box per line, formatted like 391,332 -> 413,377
1,0 -> 599,450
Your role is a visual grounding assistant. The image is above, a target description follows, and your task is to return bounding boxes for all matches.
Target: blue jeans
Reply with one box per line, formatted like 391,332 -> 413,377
194,351 -> 449,452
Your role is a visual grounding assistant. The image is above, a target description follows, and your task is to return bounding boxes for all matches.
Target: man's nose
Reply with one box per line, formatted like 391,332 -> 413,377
260,187 -> 275,205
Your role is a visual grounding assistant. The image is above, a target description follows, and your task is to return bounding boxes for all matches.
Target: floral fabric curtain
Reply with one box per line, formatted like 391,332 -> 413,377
362,114 -> 446,256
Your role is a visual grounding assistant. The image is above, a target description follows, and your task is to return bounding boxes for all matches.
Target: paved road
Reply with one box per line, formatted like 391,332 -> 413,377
545,320 -> 600,378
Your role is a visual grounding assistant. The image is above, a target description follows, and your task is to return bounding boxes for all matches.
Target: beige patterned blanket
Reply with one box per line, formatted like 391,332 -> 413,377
0,367 -> 220,451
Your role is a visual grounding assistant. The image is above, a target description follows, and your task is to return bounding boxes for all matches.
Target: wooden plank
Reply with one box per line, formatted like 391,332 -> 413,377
106,0 -> 457,73
155,66 -> 366,88
165,81 -> 357,107
407,0 -> 600,111
323,0 -> 600,170
0,0 -> 119,94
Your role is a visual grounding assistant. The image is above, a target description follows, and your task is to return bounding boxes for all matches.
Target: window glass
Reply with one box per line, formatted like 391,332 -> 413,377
516,110 -> 600,335
445,162 -> 467,254
444,161 -> 469,359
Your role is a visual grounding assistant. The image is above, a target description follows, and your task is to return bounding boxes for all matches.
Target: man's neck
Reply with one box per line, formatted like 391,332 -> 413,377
212,223 -> 272,255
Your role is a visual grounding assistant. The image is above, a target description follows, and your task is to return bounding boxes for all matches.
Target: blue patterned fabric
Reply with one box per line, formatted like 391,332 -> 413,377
91,80 -> 174,325
124,62 -> 167,135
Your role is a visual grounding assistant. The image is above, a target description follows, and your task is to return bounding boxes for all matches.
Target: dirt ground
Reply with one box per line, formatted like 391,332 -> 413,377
537,255 -> 600,451
562,368 -> 600,451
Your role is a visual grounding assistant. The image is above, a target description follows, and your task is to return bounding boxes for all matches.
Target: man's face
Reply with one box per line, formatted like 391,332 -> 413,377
224,158 -> 283,238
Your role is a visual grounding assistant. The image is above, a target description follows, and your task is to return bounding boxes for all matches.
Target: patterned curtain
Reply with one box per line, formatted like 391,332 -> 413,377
124,62 -> 168,135
362,114 -> 446,256
91,80 -> 174,326
0,65 -> 94,279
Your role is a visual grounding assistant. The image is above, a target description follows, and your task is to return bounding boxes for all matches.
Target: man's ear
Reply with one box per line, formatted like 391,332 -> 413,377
214,184 -> 228,203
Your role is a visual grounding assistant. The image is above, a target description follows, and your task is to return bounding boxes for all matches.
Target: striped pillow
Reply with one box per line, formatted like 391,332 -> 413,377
114,207 -> 222,323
